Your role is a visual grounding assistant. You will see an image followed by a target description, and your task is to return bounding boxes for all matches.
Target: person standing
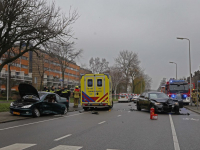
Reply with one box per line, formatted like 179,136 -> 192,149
50,86 -> 55,93
73,86 -> 80,108
56,86 -> 61,96
61,86 -> 71,101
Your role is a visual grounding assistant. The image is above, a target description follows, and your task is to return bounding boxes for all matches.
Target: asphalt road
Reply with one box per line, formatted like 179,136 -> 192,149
0,102 -> 200,150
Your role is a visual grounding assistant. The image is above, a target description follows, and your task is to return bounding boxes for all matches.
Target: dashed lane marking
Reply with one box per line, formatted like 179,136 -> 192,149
169,114 -> 180,150
49,145 -> 82,150
98,121 -> 106,124
117,115 -> 122,117
0,143 -> 36,150
54,134 -> 72,141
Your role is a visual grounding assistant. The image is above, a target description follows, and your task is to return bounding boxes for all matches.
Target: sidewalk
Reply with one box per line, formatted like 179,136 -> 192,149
0,103 -> 83,123
184,103 -> 200,114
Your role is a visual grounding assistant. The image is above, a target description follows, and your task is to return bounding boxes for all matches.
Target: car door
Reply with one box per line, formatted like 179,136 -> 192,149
139,93 -> 145,108
41,94 -> 53,114
51,94 -> 65,114
144,93 -> 150,109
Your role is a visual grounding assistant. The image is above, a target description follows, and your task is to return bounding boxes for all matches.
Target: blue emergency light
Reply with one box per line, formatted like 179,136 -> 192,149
169,80 -> 186,83
171,94 -> 175,98
183,94 -> 187,98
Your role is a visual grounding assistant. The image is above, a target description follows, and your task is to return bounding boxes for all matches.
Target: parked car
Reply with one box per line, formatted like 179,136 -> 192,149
118,93 -> 129,103
137,92 -> 180,113
10,83 -> 68,117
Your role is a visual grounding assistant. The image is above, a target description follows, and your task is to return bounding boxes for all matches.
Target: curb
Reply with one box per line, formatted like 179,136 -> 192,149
0,117 -> 31,124
184,106 -> 200,115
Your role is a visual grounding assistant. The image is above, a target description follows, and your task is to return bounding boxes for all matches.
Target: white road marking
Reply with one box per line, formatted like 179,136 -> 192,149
128,111 -> 131,113
50,145 -> 82,150
169,114 -> 180,150
54,134 -> 72,141
98,121 -> 106,124
0,143 -> 36,150
183,118 -> 199,121
0,113 -> 85,131
107,149 -> 120,150
117,115 -> 121,117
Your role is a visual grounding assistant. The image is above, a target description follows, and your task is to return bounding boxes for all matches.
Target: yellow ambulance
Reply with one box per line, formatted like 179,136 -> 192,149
80,73 -> 113,110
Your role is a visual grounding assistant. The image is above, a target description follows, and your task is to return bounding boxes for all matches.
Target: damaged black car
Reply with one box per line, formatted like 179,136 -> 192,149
137,92 -> 180,113
10,83 -> 68,117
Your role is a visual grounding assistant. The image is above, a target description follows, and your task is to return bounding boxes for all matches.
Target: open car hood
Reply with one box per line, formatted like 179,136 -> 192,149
18,83 -> 40,99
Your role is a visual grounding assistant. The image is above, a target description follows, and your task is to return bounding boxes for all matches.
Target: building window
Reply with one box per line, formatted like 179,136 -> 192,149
21,65 -> 28,69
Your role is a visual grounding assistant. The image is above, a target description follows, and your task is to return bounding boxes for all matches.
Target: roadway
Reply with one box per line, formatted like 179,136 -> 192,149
0,102 -> 200,150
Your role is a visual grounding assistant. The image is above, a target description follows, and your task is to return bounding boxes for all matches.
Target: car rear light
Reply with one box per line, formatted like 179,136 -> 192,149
66,100 -> 69,102
84,104 -> 88,106
103,104 -> 108,106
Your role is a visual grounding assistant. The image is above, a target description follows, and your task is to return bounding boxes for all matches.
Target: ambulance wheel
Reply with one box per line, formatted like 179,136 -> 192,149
83,107 -> 89,111
137,103 -> 141,111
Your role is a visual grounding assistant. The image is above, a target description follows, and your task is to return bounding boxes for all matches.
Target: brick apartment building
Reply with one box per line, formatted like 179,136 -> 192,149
0,48 -> 92,91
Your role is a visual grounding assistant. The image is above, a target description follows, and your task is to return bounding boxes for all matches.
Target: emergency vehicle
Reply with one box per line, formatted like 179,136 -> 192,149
165,79 -> 194,99
80,74 -> 113,110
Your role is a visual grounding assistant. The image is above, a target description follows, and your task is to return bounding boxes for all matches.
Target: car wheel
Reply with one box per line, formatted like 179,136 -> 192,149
137,103 -> 141,111
33,108 -> 40,117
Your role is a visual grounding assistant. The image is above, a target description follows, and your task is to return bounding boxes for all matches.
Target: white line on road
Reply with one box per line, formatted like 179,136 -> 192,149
54,134 -> 72,141
49,145 -> 82,150
169,114 -> 180,150
0,113 -> 85,131
128,111 -> 130,113
117,115 -> 121,117
0,143 -> 36,150
98,121 -> 106,124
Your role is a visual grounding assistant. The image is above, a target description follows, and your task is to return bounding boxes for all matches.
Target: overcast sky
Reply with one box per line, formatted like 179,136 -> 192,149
53,0 -> 200,90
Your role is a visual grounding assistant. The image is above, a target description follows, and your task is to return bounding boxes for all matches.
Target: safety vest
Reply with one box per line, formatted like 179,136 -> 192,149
62,89 -> 69,93
74,91 -> 80,98
50,90 -> 55,93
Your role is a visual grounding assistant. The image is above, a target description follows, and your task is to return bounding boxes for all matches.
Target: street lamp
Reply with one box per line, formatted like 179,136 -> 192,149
169,62 -> 177,79
177,37 -> 192,105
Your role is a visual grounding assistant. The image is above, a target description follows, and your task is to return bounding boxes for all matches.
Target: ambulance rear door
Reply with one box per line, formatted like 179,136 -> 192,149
95,75 -> 106,103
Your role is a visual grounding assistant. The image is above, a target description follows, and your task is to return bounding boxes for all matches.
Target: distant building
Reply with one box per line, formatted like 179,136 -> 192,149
0,48 -> 91,91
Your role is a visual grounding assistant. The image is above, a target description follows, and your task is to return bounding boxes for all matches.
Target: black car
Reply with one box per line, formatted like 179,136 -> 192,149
136,92 -> 180,113
10,83 -> 69,117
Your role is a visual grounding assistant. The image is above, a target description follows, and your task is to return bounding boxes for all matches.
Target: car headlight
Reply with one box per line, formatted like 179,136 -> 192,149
10,102 -> 13,106
174,102 -> 179,105
155,102 -> 161,105
21,105 -> 32,108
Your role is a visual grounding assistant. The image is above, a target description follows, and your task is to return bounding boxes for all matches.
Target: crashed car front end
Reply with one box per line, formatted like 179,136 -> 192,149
153,99 -> 179,113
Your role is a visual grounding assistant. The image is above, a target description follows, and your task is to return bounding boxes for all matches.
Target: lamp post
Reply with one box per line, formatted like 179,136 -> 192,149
169,62 -> 177,79
7,63 -> 10,101
177,37 -> 192,105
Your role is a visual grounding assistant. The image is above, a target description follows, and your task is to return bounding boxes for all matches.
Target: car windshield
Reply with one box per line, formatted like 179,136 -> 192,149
149,93 -> 169,99
169,84 -> 189,93
38,92 -> 47,99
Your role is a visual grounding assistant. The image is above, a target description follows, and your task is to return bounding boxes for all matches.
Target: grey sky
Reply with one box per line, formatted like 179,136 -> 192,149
54,0 -> 200,89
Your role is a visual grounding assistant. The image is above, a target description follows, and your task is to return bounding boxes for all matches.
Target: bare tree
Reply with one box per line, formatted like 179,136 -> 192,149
0,0 -> 78,72
115,50 -> 140,92
109,66 -> 124,98
89,57 -> 109,74
49,41 -> 82,87
143,74 -> 152,91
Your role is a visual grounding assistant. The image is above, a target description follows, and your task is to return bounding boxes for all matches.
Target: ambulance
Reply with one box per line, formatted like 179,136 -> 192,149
80,73 -> 113,110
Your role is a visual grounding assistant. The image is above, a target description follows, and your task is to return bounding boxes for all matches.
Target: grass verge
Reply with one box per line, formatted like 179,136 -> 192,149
0,103 -> 10,112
